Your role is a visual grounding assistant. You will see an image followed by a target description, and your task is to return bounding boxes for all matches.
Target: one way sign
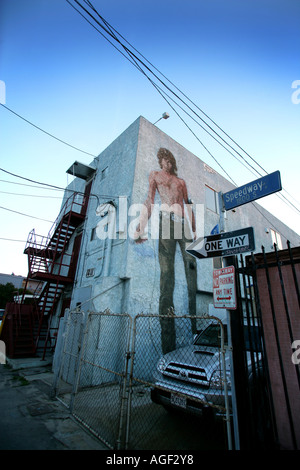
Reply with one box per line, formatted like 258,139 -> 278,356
186,227 -> 255,259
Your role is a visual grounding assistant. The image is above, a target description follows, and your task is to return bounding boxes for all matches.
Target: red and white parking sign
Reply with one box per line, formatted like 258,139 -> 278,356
213,266 -> 237,310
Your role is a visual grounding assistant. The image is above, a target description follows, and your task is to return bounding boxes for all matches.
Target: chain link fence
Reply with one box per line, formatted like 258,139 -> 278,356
52,311 -> 232,450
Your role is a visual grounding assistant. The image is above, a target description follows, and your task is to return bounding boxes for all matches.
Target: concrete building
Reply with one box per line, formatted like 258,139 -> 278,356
57,117 -> 299,315
21,116 -> 299,359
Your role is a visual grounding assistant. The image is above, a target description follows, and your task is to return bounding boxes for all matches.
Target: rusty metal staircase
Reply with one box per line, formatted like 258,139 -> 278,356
21,192 -> 87,359
31,281 -> 65,355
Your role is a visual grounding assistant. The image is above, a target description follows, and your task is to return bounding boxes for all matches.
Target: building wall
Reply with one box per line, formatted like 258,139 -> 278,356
67,118 -> 140,314
67,116 -> 299,319
116,117 -> 299,314
54,116 -> 299,383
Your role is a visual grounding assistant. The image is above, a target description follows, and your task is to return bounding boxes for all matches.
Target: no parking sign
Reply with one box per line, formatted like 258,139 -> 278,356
213,266 -> 237,310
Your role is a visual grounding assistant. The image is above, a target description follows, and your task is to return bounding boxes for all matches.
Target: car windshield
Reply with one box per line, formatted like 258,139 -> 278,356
194,323 -> 262,351
194,325 -> 227,348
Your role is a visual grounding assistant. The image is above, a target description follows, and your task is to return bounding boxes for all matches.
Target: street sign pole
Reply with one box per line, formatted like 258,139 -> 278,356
218,192 -> 240,450
218,192 -> 226,235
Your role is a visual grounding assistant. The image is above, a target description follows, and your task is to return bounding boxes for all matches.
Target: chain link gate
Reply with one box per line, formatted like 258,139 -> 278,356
53,311 -> 232,450
126,314 -> 231,450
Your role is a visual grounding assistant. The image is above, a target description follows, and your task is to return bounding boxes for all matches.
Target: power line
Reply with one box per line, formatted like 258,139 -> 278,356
67,0 -> 300,217
0,237 -> 28,243
0,103 -> 98,158
1,1 -> 298,236
0,190 -> 63,199
91,3 -> 269,178
0,167 -> 67,190
65,1 -> 300,243
0,179 -> 64,191
70,0 -> 264,177
66,0 -> 237,184
0,205 -> 54,223
0,167 -> 122,202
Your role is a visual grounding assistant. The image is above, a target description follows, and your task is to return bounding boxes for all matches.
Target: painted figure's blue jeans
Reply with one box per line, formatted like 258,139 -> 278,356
158,212 -> 197,354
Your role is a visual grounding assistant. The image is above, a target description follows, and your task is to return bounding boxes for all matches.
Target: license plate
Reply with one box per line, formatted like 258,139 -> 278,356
171,393 -> 186,409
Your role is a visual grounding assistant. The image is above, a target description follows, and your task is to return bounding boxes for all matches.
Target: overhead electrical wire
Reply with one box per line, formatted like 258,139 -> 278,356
84,0 -> 279,186
0,190 -> 63,199
66,0 -> 300,217
0,237 -> 28,243
85,0 -> 299,202
0,205 -> 54,223
81,0 -> 262,178
65,0 -> 248,185
0,177 -> 119,204
67,0 -> 242,178
0,0 -> 297,215
0,103 -> 98,158
0,167 -> 122,235
0,1 -> 298,239
0,179 -> 64,191
0,166 -> 68,191
0,167 -> 121,202
73,0 -> 269,179
0,168 -> 297,246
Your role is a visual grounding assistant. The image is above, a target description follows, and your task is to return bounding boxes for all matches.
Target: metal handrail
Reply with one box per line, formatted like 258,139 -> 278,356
25,192 -> 85,278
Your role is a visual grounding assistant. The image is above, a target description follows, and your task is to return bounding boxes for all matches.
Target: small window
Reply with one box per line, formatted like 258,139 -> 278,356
270,229 -> 283,250
205,186 -> 218,213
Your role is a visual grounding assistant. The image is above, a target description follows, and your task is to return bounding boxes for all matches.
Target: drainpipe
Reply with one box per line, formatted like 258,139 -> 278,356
103,204 -> 116,277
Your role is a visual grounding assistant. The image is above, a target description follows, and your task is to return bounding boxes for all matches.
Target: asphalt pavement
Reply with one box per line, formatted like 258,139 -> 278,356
0,356 -> 109,450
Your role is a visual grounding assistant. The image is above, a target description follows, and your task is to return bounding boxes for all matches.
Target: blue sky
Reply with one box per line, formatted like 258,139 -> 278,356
0,0 -> 299,276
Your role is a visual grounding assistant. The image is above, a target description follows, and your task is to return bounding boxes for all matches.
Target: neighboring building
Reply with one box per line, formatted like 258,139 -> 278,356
22,116 -> 299,357
0,273 -> 43,295
0,273 -> 24,289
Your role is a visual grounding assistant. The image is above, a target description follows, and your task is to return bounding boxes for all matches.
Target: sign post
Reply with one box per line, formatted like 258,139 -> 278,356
217,191 -> 241,449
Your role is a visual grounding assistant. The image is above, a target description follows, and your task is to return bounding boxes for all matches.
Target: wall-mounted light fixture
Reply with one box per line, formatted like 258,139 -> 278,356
153,112 -> 170,125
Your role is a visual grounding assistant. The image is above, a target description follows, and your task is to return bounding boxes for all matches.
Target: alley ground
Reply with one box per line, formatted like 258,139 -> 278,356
0,357 -> 109,450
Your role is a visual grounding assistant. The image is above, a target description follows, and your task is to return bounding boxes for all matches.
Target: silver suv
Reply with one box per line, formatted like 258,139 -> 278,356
151,322 -> 261,418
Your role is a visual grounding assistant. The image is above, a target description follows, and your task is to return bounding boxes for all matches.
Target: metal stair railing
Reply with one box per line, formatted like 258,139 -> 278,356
25,192 -> 85,278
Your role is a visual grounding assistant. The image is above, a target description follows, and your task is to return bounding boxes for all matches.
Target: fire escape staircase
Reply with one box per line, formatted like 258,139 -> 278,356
19,192 -> 87,359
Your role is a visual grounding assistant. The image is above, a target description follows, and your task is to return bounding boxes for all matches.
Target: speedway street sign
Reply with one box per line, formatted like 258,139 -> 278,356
186,227 -> 255,259
222,170 -> 282,211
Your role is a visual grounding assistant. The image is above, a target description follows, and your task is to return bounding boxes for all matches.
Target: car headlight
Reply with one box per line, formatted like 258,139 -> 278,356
210,369 -> 231,389
157,357 -> 167,372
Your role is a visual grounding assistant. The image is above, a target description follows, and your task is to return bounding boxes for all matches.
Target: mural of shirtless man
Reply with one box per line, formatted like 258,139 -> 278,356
134,147 -> 198,354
